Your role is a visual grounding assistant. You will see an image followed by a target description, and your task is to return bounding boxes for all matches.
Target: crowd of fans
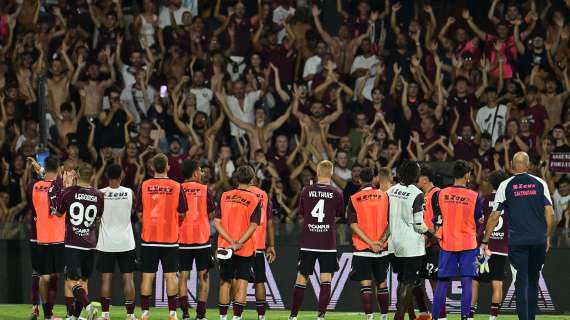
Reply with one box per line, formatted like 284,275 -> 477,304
1,0 -> 570,240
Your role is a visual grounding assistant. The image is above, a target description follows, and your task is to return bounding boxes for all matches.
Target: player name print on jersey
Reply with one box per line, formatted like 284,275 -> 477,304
308,253 -> 352,310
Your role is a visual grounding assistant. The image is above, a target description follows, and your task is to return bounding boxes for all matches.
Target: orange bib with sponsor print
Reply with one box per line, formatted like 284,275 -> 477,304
249,186 -> 269,250
179,181 -> 210,245
350,188 -> 389,251
424,187 -> 441,230
140,178 -> 183,244
218,189 -> 260,257
33,180 -> 65,244
437,187 -> 478,252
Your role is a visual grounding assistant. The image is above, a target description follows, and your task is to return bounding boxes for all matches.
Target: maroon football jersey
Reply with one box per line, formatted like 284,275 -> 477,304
58,186 -> 105,249
479,192 -> 508,255
298,183 -> 344,251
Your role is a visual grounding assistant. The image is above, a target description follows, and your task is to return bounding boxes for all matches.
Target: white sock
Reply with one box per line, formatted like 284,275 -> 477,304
366,314 -> 374,320
142,310 -> 150,317
489,316 -> 497,320
101,311 -> 110,318
169,310 -> 177,317
381,314 -> 388,320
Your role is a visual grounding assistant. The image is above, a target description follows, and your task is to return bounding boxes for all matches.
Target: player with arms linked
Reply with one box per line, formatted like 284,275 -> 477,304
215,165 -> 262,320
96,164 -> 137,320
387,161 -> 432,320
288,160 -> 344,320
53,163 -> 105,320
178,159 -> 216,320
470,170 -> 510,320
135,153 -> 188,320
347,167 -> 391,320
27,156 -> 65,320
249,176 -> 277,320
431,160 -> 483,320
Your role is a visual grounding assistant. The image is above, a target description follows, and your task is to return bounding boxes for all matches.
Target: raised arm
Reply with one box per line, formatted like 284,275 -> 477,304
463,9 -> 487,39
266,107 -> 291,133
400,80 -> 412,120
321,90 -> 344,125
270,64 -> 290,103
336,0 -> 350,19
390,2 -> 402,36
487,0 -> 501,25
312,6 -> 335,46
101,50 -> 116,89
215,90 -> 255,133
87,0 -> 102,28
513,21 -> 526,54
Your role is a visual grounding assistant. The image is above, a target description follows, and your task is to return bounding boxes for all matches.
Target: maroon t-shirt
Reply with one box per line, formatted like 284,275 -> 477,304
524,104 -> 549,137
446,93 -> 478,131
297,183 -> 344,251
453,138 -> 478,162
57,186 -> 105,249
167,153 -> 187,183
478,192 -> 508,255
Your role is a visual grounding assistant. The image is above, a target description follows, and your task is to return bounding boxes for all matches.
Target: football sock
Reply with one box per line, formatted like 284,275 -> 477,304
377,287 -> 389,315
432,279 -> 449,319
140,295 -> 151,311
318,281 -> 331,317
65,297 -> 75,317
42,303 -> 53,318
125,299 -> 135,315
72,285 -> 90,308
439,303 -> 447,319
233,301 -> 245,317
413,280 -> 428,313
31,274 -> 40,306
196,300 -> 206,318
359,286 -> 373,315
179,295 -> 189,316
167,295 -> 178,312
73,299 -> 82,318
101,297 -> 110,313
469,305 -> 476,318
219,303 -> 229,316
48,275 -> 58,305
256,299 -> 267,316
461,277 -> 473,318
491,302 -> 501,317
290,284 -> 305,317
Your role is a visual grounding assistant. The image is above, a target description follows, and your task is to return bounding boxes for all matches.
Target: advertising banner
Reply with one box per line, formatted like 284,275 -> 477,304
155,246 -> 569,314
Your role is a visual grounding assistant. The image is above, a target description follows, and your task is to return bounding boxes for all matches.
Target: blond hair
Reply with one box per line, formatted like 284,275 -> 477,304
316,160 -> 334,178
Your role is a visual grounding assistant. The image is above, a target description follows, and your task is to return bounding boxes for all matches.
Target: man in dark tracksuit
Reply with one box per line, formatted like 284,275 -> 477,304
481,152 -> 556,320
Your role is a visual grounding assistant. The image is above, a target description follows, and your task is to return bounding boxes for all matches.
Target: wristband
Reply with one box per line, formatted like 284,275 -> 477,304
481,240 -> 489,244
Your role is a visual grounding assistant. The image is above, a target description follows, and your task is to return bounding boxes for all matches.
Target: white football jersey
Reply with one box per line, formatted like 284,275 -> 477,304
387,183 -> 426,258
96,186 -> 136,252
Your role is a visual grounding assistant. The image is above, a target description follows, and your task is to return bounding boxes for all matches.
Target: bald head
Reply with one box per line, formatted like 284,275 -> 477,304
512,152 -> 530,172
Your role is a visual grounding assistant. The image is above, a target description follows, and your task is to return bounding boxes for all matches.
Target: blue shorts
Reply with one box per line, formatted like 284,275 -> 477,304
437,249 -> 478,279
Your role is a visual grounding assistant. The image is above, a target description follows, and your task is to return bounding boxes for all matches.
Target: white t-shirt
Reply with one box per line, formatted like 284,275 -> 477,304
303,55 -> 322,87
387,183 -> 426,257
120,86 -> 156,123
335,167 -> 352,181
190,87 -> 213,116
350,55 -> 380,101
120,65 -> 148,90
273,6 -> 295,43
476,104 -> 508,145
158,6 -> 192,29
552,189 -> 570,223
96,186 -> 136,252
225,91 -> 261,137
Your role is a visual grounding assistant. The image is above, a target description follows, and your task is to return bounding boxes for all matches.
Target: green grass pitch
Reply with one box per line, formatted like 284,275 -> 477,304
1,305 -> 570,320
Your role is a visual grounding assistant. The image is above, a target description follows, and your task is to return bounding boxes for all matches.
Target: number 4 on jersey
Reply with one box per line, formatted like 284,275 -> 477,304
311,199 -> 325,223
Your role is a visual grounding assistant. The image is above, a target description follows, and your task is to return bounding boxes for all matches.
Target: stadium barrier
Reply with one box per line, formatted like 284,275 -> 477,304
1,240 -> 569,314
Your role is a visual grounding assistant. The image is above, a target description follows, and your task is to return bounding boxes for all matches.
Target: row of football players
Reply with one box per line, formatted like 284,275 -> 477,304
28,154 -> 278,320
27,154 -> 508,320
284,160 -> 510,320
